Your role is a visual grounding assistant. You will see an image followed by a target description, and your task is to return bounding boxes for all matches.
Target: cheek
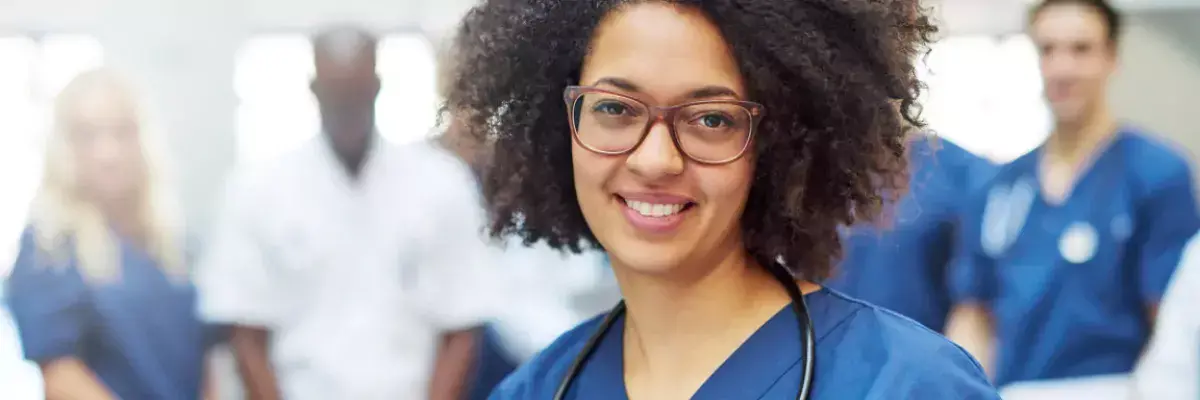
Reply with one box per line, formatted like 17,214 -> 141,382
698,159 -> 755,217
1086,65 -> 1110,86
72,161 -> 106,194
572,140 -> 616,200
70,149 -> 103,180
74,149 -> 144,190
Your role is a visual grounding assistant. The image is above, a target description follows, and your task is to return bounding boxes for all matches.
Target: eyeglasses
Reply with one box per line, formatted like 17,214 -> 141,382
563,86 -> 765,165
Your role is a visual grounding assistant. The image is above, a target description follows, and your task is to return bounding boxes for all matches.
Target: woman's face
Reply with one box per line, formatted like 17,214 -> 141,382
574,3 -> 754,275
65,87 -> 147,206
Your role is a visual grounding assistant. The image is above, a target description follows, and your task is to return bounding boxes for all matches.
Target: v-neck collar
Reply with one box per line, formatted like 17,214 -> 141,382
312,133 -> 384,191
582,289 -> 835,400
1033,130 -> 1126,207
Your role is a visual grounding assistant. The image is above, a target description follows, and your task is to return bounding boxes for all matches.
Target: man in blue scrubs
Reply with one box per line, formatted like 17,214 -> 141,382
828,136 -> 994,332
946,0 -> 1200,389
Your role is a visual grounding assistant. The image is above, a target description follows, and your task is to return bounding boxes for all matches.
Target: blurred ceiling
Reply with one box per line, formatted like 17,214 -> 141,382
928,0 -> 1200,35
0,0 -> 1196,40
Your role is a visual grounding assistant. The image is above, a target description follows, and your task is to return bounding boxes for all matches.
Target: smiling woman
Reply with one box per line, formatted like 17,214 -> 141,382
446,0 -> 1000,399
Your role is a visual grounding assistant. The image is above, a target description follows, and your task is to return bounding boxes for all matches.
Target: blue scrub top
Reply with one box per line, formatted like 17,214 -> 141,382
490,288 -> 999,399
828,137 -> 994,331
951,130 -> 1200,387
4,228 -> 217,400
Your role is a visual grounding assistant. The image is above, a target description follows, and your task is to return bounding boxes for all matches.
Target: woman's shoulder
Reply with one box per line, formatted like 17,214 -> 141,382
490,313 -> 609,398
816,290 -> 999,398
7,226 -> 68,276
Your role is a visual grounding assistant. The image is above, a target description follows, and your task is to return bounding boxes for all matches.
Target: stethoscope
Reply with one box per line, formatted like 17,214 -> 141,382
553,262 -> 816,400
981,138 -> 1127,260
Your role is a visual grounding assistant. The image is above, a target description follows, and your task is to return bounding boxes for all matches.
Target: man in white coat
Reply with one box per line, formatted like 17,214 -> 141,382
197,27 -> 497,400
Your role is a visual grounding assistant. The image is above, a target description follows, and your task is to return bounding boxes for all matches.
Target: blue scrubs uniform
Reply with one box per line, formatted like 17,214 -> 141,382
490,288 -> 999,399
4,228 -> 216,399
951,130 -> 1200,387
828,137 -> 994,331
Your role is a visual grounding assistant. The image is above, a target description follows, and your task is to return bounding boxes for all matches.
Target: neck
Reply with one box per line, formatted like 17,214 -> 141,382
340,153 -> 367,178
614,248 -> 809,396
98,199 -> 145,241
328,131 -> 375,179
1047,105 -> 1117,165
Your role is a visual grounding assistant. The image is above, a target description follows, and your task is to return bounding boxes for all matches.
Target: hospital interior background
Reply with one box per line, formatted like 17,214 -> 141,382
2,0 -> 1200,398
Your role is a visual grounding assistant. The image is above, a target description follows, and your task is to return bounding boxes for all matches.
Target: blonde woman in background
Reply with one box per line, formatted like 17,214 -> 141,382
3,69 -> 219,400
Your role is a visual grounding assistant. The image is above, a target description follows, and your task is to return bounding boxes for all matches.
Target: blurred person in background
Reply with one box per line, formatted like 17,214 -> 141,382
829,0 -> 998,334
1132,231 -> 1200,399
196,26 -> 495,400
946,0 -> 1200,391
827,135 -> 995,332
4,69 -> 218,399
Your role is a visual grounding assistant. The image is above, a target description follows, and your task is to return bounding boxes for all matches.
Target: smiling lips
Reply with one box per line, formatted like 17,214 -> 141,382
625,200 -> 687,217
617,193 -> 696,234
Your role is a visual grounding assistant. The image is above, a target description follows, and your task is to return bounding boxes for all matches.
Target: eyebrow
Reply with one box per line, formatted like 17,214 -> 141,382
591,77 -> 741,100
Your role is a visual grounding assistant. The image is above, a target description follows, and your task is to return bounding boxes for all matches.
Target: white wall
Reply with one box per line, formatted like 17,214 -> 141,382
1110,18 -> 1200,168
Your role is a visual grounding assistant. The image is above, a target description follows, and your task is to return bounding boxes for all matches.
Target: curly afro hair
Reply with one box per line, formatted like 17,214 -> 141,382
444,0 -> 936,280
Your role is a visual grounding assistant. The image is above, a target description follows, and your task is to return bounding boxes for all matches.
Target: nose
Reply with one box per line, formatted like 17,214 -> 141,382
1042,51 -> 1078,80
90,131 -> 126,164
625,119 -> 684,179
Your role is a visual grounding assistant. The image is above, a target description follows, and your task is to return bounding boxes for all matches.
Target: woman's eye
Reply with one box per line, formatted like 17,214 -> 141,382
697,114 -> 730,128
593,102 -> 628,116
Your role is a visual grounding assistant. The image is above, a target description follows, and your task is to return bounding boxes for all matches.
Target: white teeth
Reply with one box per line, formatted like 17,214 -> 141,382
625,200 -> 687,217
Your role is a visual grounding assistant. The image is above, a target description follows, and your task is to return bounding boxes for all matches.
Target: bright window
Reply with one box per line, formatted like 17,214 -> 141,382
918,35 -> 1051,163
0,35 -> 104,279
377,35 -> 440,145
233,33 -> 440,164
233,34 -> 319,164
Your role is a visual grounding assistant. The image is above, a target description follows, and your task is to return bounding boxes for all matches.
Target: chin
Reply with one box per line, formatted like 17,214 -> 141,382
604,239 -> 695,276
1050,101 -> 1087,124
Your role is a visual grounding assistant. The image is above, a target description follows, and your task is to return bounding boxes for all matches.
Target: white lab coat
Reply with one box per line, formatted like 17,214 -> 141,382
196,137 -> 499,400
1132,231 -> 1200,400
